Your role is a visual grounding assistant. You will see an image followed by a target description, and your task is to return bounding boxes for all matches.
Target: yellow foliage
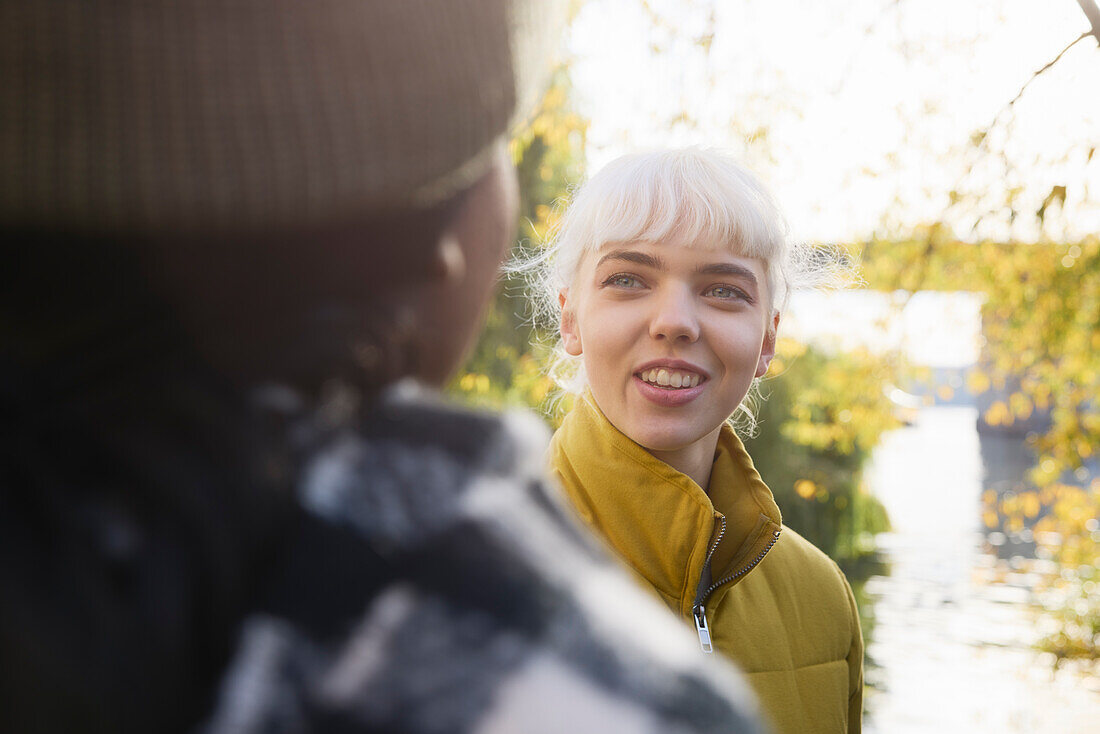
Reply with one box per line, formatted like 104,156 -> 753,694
1009,392 -> 1033,420
984,401 -> 1011,427
1020,491 -> 1041,519
862,234 -> 1100,664
967,369 -> 991,394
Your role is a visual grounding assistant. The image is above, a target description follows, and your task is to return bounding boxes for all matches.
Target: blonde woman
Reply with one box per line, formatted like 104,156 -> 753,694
530,148 -> 863,734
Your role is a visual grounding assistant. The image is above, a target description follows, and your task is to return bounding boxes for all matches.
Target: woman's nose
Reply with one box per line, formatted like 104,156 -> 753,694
649,286 -> 700,342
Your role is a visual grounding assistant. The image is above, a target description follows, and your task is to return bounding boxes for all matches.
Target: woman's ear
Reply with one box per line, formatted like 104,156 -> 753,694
559,290 -> 583,356
755,311 -> 781,378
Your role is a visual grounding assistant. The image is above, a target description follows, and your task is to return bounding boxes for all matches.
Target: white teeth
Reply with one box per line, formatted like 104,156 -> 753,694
639,368 -> 702,388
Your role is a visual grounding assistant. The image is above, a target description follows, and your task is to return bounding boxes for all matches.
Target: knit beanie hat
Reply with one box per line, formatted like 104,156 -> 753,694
0,0 -> 565,236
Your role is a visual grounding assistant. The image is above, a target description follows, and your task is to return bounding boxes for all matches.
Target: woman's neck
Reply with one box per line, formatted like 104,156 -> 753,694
646,425 -> 723,492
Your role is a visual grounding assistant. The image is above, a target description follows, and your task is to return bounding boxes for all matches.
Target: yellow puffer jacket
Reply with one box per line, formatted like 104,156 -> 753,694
549,395 -> 863,734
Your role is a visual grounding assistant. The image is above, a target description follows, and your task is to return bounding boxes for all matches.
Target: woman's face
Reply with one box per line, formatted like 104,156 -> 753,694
561,239 -> 777,454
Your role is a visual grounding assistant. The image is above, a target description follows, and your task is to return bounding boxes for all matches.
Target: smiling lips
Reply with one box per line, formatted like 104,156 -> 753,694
637,367 -> 704,389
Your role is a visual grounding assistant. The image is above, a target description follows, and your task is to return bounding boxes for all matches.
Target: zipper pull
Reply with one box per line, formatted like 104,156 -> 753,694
693,605 -> 713,654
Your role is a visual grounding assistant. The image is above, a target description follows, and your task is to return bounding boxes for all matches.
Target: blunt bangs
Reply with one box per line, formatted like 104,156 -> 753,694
549,149 -> 788,310
574,149 -> 784,256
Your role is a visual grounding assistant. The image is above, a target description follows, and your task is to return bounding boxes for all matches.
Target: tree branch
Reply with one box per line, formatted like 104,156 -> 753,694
1077,0 -> 1100,45
986,31 -> 1090,138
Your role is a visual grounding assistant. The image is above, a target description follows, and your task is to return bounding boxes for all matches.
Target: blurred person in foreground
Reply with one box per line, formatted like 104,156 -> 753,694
0,2 -> 765,733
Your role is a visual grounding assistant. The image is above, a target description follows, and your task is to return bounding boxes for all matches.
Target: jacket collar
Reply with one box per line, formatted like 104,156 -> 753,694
549,393 -> 782,617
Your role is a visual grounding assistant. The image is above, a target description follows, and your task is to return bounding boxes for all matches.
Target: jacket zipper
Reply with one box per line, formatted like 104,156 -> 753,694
691,515 -> 727,653
692,523 -> 782,654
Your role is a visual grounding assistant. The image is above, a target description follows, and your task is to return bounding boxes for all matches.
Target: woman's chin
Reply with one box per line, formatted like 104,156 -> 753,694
627,424 -> 709,454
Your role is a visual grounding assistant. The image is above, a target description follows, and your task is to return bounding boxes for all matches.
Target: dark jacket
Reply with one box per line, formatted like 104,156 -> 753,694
2,373 -> 764,734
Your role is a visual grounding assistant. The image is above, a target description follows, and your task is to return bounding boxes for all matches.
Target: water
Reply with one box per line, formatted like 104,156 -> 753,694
862,406 -> 1100,733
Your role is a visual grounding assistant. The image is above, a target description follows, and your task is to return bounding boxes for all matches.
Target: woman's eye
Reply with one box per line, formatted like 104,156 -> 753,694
603,274 -> 643,289
706,285 -> 744,300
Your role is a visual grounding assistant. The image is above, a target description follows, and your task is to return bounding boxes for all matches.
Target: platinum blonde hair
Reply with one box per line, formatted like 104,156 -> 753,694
513,147 -> 839,430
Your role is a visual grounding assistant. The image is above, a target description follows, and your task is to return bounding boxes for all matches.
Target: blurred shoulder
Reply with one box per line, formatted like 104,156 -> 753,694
199,384 -> 765,733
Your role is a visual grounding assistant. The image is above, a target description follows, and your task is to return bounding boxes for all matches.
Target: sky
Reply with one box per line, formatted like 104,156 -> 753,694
567,0 -> 1100,244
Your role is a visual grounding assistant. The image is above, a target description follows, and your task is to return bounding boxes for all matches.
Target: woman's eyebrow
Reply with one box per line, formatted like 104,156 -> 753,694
696,262 -> 759,286
595,249 -> 665,269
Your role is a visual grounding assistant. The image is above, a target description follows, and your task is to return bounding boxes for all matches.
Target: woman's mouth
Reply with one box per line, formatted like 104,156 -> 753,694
633,367 -> 707,407
636,368 -> 704,389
